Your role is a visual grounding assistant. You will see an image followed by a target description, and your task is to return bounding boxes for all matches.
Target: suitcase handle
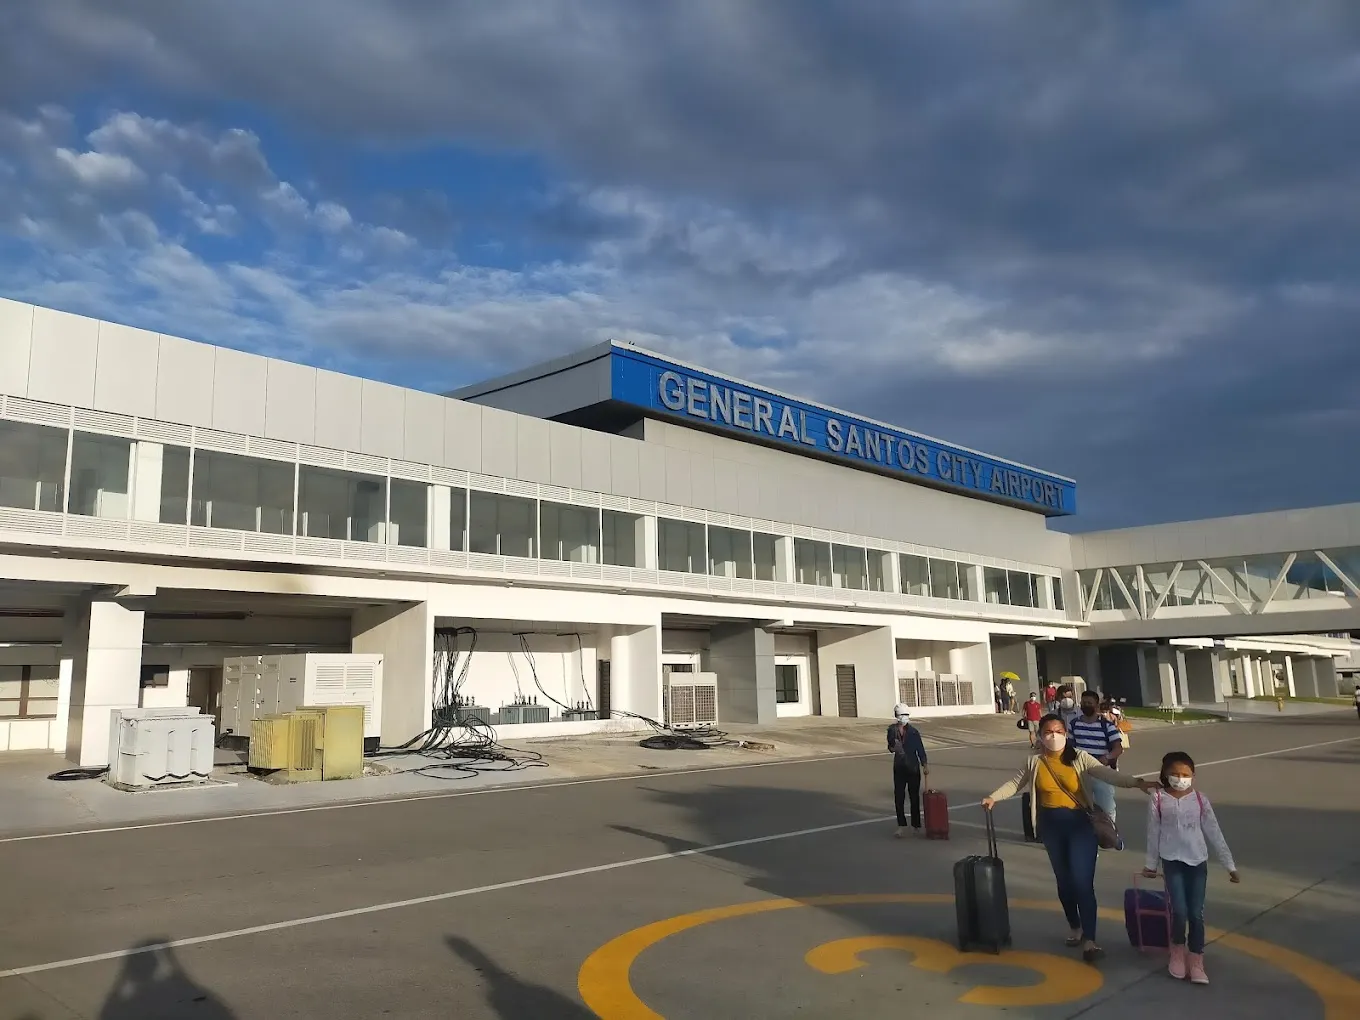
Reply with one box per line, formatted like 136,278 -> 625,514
984,806 -> 999,859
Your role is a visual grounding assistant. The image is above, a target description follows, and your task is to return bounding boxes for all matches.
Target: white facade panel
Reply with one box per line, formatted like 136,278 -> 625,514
480,405 -> 518,478
548,422 -> 583,489
155,333 -> 216,426
93,321 -> 160,418
29,306 -> 98,408
360,379 -> 407,459
0,298 -> 34,398
442,399 -> 482,472
264,358 -> 318,444
314,369 -> 363,452
609,436 -> 641,498
403,390 -> 446,467
211,346 -> 269,436
579,428 -> 612,494
516,416 -> 552,484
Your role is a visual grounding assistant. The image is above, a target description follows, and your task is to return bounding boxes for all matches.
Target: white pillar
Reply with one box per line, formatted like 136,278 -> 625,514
610,623 -> 662,722
1155,645 -> 1178,706
65,599 -> 146,766
429,485 -> 452,551
140,667 -> 189,709
775,535 -> 793,582
642,516 -> 659,570
51,616 -> 78,752
1175,649 -> 1191,706
1284,655 -> 1297,697
1211,649 -> 1231,703
352,602 -> 433,746
130,441 -> 164,522
1238,654 -> 1254,697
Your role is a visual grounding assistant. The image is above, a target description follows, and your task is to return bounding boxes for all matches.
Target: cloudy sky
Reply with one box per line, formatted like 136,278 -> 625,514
2,2 -> 1357,531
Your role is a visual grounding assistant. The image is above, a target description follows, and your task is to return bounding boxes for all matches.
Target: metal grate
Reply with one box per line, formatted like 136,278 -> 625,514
958,681 -> 975,705
897,677 -> 919,707
693,684 -> 717,724
938,680 -> 959,707
917,680 -> 938,707
597,660 -> 611,722
667,685 -> 695,727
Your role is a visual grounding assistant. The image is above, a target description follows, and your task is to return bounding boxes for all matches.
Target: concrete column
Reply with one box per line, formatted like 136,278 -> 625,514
706,622 -> 777,725
642,516 -> 659,570
610,624 -> 661,722
1315,656 -> 1340,698
1283,655 -> 1296,697
1155,644 -> 1178,707
775,536 -> 794,583
1237,654 -> 1254,697
1210,649 -> 1231,703
1084,644 -> 1103,694
1175,649 -> 1191,705
429,486 -> 452,551
65,599 -> 146,766
130,441 -> 164,522
885,552 -> 902,597
51,613 -> 78,752
352,602 -> 433,746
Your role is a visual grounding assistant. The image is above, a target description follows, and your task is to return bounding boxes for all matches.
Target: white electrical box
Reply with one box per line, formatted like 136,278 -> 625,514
221,653 -> 383,741
107,708 -> 215,790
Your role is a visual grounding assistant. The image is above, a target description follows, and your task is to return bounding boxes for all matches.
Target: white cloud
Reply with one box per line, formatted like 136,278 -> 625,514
53,147 -> 144,188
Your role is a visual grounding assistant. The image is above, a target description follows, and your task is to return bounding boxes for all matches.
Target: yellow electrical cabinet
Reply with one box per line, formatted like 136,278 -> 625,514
248,715 -> 293,771
296,704 -> 366,781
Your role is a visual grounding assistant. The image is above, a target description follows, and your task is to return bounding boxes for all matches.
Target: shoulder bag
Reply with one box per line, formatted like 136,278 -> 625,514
1039,755 -> 1123,851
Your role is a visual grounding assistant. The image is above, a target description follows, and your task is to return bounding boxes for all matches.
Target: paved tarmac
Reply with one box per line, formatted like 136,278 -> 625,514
1,713 -> 1357,1019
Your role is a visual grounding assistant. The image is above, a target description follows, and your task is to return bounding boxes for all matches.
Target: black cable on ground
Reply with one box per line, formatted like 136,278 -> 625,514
365,626 -> 549,780
48,766 -> 109,782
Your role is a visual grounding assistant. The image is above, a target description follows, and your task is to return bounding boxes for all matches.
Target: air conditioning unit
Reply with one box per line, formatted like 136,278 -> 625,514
248,715 -> 292,770
221,653 -> 383,746
248,706 -> 364,782
107,708 -> 215,790
665,670 -> 718,728
897,675 -> 920,707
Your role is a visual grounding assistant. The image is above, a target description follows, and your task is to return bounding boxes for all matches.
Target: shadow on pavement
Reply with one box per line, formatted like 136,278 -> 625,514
98,940 -> 235,1019
446,934 -> 595,1019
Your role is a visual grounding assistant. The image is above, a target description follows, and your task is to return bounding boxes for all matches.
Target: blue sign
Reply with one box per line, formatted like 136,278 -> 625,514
610,348 -> 1076,516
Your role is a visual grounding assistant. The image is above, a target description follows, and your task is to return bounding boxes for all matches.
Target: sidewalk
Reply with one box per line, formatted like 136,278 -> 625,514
1188,699 -> 1352,718
0,714 -> 1026,839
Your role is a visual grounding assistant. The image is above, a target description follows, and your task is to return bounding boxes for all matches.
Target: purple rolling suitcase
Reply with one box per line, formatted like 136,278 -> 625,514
1124,873 -> 1171,951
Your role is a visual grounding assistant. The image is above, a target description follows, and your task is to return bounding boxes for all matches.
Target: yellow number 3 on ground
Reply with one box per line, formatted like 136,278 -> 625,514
806,934 -> 1103,1007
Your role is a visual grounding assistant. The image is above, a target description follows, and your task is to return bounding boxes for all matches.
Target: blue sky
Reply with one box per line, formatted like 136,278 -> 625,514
3,2 -> 1359,530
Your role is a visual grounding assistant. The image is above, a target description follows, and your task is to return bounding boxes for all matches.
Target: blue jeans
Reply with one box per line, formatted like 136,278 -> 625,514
1039,807 -> 1100,941
1163,859 -> 1209,953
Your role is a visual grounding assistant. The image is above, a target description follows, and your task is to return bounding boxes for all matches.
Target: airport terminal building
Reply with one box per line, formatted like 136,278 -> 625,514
0,297 -> 1353,764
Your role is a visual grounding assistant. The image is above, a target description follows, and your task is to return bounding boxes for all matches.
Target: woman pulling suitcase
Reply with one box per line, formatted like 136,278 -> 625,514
983,714 -> 1157,962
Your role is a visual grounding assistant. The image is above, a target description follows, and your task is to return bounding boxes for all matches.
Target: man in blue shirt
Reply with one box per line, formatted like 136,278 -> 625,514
1068,689 -> 1124,822
887,704 -> 929,838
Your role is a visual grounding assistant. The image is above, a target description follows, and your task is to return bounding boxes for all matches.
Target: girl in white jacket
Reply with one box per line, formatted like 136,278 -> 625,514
1142,751 -> 1240,985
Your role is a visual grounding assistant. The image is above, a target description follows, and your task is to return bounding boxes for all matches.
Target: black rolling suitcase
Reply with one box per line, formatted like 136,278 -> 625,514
954,810 -> 1012,954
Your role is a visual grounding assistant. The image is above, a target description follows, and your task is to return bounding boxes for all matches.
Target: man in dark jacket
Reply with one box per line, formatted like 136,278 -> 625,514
887,703 -> 929,838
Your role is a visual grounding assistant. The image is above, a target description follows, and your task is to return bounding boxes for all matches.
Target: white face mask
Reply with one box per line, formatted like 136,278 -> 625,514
896,715 -> 910,725
1060,697 -> 1075,709
1167,775 -> 1193,792
1041,733 -> 1067,753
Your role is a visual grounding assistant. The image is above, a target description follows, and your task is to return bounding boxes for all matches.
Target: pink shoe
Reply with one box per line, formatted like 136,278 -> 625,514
1168,945 -> 1188,980
1188,953 -> 1208,985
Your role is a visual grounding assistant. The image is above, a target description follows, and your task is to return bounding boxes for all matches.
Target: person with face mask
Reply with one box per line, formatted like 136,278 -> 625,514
887,704 -> 929,837
1068,690 -> 1124,825
1142,752 -> 1239,985
983,715 -> 1157,963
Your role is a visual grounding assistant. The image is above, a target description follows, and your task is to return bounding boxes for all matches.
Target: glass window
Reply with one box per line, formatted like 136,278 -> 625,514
900,554 -> 930,597
1051,576 -> 1065,612
299,466 -> 384,542
775,663 -> 800,704
0,420 -> 66,513
832,544 -> 868,590
983,566 -> 1008,604
388,480 -> 428,548
195,451 -> 296,535
602,510 -> 642,567
1007,570 -> 1037,608
69,432 -> 131,519
159,446 -> 190,524
657,518 -> 705,574
867,550 -> 892,592
708,526 -> 753,579
957,562 -> 975,601
469,491 -> 536,557
753,533 -> 779,582
931,558 -> 964,600
794,538 -> 832,586
0,665 -> 59,720
541,501 -> 600,563
450,487 -> 467,551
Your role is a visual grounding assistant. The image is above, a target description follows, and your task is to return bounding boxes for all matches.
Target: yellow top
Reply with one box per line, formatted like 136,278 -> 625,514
1034,756 -> 1082,809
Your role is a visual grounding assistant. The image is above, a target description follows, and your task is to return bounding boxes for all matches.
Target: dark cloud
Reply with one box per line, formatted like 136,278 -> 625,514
5,1 -> 1360,528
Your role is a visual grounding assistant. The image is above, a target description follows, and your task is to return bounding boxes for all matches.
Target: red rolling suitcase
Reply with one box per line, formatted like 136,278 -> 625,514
923,788 -> 950,839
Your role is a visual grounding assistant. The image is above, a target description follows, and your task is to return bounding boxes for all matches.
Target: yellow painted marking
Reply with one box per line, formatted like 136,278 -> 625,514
805,934 -> 1103,1007
577,894 -> 1360,1020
